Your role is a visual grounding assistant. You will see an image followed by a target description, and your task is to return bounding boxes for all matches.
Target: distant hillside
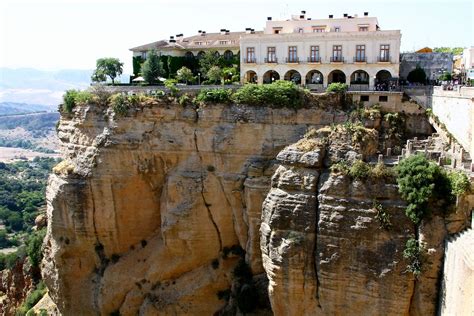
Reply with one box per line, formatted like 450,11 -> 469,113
0,102 -> 56,116
0,68 -> 130,105
0,112 -> 59,135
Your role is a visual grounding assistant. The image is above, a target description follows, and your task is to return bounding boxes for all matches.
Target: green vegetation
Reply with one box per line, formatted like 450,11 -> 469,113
62,90 -> 94,113
109,94 -> 129,116
447,171 -> 471,197
396,154 -> 452,223
91,57 -> 124,85
0,139 -> 55,154
348,160 -> 371,180
403,237 -> 423,276
374,201 -> 392,230
0,158 -> 58,270
330,159 -> 396,181
176,66 -> 194,84
326,82 -> 348,93
432,47 -> 464,55
15,281 -> 47,316
407,66 -> 427,84
206,66 -> 223,85
142,50 -> 164,84
196,88 -> 233,104
438,71 -> 452,81
233,81 -> 306,108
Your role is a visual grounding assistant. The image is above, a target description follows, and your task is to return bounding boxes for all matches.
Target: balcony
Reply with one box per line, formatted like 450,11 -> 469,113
307,56 -> 321,63
286,57 -> 299,64
353,56 -> 367,63
264,57 -> 278,64
330,56 -> 344,63
377,56 -> 390,63
244,58 -> 257,64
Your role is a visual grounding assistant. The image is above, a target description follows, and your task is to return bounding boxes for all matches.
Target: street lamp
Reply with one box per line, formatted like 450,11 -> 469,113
198,72 -> 201,85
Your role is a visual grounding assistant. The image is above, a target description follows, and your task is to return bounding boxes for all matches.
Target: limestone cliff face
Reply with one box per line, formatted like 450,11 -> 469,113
0,258 -> 35,315
42,97 -> 350,315
260,126 -> 472,316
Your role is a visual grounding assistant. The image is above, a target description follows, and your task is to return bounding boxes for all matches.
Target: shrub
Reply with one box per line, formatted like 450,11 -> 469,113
371,162 -> 396,180
74,91 -> 94,104
196,88 -> 233,104
233,81 -> 306,108
62,90 -> 78,113
447,171 -> 471,197
374,201 -> 392,230
349,160 -> 371,180
403,237 -> 422,276
330,160 -> 350,175
109,94 -> 129,116
207,66 -> 223,84
178,94 -> 191,106
16,281 -> 47,316
26,228 -> 46,267
326,82 -> 348,93
164,79 -> 180,97
396,154 -> 451,223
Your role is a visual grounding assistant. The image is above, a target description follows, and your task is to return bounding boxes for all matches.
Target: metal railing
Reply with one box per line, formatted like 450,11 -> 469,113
264,57 -> 278,63
307,56 -> 321,63
377,56 -> 390,62
353,56 -> 367,62
244,58 -> 257,63
285,57 -> 299,63
330,56 -> 344,62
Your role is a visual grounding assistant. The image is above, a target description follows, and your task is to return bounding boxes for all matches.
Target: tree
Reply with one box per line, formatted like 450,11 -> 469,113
407,66 -> 427,84
142,50 -> 164,85
439,71 -> 452,81
92,58 -> 123,85
176,66 -> 193,84
199,51 -> 224,77
433,47 -> 464,55
207,66 -> 223,84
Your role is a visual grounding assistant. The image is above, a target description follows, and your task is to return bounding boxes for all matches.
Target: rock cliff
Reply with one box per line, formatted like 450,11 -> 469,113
42,93 -> 469,315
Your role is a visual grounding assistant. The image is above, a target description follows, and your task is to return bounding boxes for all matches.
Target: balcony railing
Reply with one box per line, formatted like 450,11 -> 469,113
330,56 -> 344,63
353,56 -> 367,62
264,57 -> 278,63
307,56 -> 321,63
244,58 -> 257,63
285,57 -> 299,63
377,56 -> 390,62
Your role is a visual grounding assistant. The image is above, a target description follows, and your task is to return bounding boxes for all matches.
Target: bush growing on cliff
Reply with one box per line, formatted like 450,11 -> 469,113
109,94 -> 129,116
396,154 -> 451,223
403,237 -> 423,276
25,228 -> 46,267
16,281 -> 47,316
447,171 -> 471,197
196,88 -> 233,104
326,82 -> 348,93
233,81 -> 306,108
349,160 -> 371,180
62,90 -> 94,113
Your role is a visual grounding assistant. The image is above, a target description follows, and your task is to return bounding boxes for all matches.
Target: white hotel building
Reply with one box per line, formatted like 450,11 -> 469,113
240,11 -> 401,90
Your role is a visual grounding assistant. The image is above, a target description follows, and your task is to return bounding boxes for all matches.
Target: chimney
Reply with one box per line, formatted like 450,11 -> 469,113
176,34 -> 183,41
201,31 -> 206,36
343,13 -> 348,18
169,36 -> 176,43
198,30 -> 202,33
250,28 -> 255,34
225,29 -> 230,35
245,27 -> 252,34
267,16 -> 272,20
364,12 -> 369,16
220,28 -> 226,35
307,18 -> 312,20
301,10 -> 306,14
329,14 -> 333,18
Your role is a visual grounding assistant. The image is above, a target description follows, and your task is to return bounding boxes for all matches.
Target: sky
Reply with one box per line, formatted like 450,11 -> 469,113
0,0 -> 473,74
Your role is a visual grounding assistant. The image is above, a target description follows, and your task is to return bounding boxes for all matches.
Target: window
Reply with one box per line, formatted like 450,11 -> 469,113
309,46 -> 320,62
334,27 -> 341,32
298,28 -> 304,33
219,40 -> 228,45
332,45 -> 342,62
141,51 -> 147,59
355,45 -> 366,62
195,41 -> 203,46
379,95 -> 388,102
267,47 -> 276,63
274,30 -> 280,34
224,50 -> 233,60
246,47 -> 255,63
379,45 -> 390,62
360,95 -> 370,102
288,46 -> 298,62
313,28 -> 325,33
359,26 -> 369,32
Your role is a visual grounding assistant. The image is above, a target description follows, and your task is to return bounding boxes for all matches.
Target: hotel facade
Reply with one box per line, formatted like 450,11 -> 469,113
240,12 -> 401,90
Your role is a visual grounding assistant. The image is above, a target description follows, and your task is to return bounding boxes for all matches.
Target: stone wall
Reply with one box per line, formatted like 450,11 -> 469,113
400,52 -> 453,81
432,86 -> 474,158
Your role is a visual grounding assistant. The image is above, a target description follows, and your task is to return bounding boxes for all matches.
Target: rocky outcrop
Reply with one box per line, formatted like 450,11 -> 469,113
42,98 -> 352,315
0,258 -> 35,315
260,126 -> 473,315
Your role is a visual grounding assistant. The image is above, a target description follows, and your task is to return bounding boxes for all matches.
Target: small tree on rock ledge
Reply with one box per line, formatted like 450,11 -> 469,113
92,57 -> 123,85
